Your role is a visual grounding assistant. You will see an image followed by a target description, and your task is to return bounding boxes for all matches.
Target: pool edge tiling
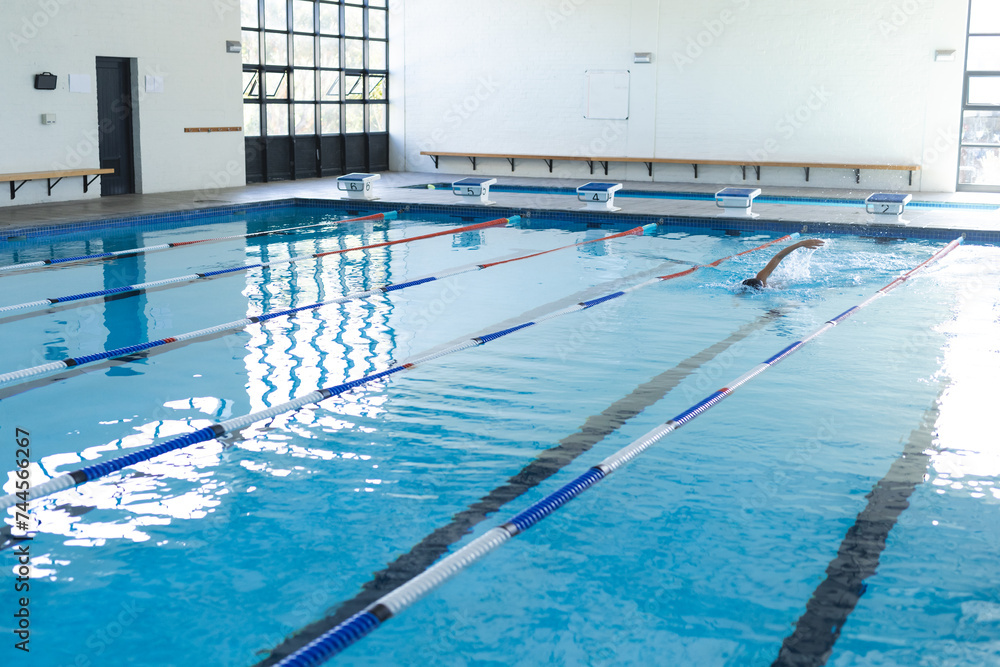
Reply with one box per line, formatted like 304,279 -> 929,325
4,194 -> 999,247
2,171 -> 999,245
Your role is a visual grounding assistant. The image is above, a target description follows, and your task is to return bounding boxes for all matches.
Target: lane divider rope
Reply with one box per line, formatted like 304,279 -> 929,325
0,233 -> 796,509
0,214 -> 517,316
271,236 -> 962,666
0,212 -> 389,275
0,222 -> 661,388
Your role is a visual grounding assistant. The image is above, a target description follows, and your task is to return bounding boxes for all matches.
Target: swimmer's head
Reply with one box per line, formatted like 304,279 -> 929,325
740,278 -> 764,291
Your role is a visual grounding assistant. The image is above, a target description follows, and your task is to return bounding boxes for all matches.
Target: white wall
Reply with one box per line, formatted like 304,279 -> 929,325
0,0 -> 245,207
394,0 -> 969,192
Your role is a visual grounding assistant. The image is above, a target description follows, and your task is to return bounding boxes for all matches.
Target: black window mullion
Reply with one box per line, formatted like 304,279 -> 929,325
341,1 -> 347,135
257,0 -> 267,144
314,1 -> 321,139
286,0 -> 294,149
383,5 -> 388,135
363,2 -> 369,133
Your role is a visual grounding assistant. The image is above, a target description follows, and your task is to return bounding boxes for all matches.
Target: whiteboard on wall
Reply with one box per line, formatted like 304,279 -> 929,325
585,70 -> 629,119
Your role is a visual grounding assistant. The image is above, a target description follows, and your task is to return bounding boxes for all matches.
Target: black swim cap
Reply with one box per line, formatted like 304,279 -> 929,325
741,278 -> 764,290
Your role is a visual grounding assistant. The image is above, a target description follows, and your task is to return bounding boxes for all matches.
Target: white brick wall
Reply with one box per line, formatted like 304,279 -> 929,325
0,0 -> 245,207
393,0 -> 968,192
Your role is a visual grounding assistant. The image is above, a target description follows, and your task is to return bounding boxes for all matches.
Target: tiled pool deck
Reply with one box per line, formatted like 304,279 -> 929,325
1,171 -> 998,243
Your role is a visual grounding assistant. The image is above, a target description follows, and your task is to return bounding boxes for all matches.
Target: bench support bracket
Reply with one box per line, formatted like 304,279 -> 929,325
854,169 -> 861,184
544,159 -> 553,173
467,156 -> 477,170
586,160 -> 609,175
430,155 -> 439,169
46,177 -> 64,197
644,161 -> 652,177
84,174 -> 101,193
10,180 -> 27,200
692,164 -> 698,178
804,167 -> 810,182
753,166 -> 761,180
506,158 -> 515,172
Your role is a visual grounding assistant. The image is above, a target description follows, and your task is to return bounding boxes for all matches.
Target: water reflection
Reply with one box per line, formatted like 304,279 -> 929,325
7,218 -> 406,558
102,234 -> 148,377
243,227 -> 397,422
929,246 -> 1000,493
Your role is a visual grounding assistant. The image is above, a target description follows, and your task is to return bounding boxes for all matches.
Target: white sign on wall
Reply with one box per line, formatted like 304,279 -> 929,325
584,70 -> 629,120
68,74 -> 91,93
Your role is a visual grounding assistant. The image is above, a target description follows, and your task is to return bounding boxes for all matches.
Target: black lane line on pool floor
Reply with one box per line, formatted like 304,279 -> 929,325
771,390 -> 943,667
254,309 -> 783,667
0,278 -> 213,324
0,325 -> 247,401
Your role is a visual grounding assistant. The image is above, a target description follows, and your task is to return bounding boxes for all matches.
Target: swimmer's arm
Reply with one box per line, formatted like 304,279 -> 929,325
754,239 -> 824,285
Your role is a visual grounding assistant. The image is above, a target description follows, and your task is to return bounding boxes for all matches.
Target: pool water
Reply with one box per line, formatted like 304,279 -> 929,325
1,206 -> 999,666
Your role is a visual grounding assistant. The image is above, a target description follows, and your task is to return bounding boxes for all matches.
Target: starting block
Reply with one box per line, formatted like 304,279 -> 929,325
452,177 -> 497,205
865,193 -> 911,216
337,172 -> 380,200
715,187 -> 761,217
577,182 -> 622,211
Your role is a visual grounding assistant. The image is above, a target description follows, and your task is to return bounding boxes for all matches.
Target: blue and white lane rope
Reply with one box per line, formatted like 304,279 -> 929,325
0,222 -> 658,388
0,212 -> 389,275
0,214 -> 520,316
269,237 -> 963,667
0,233 -> 794,510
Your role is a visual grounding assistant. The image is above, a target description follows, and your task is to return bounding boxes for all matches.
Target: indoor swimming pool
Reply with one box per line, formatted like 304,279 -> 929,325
1,203 -> 998,666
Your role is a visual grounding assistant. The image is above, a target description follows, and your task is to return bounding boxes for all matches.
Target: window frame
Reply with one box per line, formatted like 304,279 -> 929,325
958,1 -> 1000,190
241,0 -> 388,139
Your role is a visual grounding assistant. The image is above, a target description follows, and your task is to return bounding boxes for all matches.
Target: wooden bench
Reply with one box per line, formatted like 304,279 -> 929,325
0,168 -> 116,200
419,151 -> 921,185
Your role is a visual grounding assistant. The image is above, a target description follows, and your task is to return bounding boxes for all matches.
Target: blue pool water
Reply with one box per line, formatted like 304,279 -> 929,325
1,205 -> 999,666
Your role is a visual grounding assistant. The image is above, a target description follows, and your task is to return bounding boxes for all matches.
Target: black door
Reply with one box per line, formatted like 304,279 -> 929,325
96,57 -> 135,195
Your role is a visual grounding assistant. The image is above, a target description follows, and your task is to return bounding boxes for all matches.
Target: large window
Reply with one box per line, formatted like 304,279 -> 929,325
959,0 -> 1000,189
242,0 -> 388,182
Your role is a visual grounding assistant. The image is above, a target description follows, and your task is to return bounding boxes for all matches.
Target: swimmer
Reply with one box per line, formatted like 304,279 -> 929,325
740,238 -> 825,290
